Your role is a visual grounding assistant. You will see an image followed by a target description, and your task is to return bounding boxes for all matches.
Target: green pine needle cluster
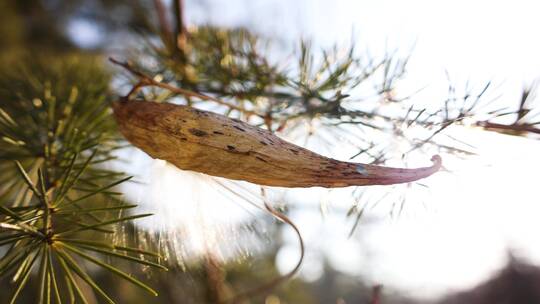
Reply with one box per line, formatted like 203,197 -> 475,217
0,54 -> 166,304
139,26 -> 408,130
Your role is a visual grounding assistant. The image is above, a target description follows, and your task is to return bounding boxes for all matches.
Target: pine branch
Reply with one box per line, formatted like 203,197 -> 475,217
0,54 -> 166,303
109,57 -> 264,118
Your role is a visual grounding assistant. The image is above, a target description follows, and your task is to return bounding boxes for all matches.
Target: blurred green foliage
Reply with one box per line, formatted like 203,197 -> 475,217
0,52 -> 168,303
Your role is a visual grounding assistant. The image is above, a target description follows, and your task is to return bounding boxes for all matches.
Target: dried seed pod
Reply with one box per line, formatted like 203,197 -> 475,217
112,100 -> 441,188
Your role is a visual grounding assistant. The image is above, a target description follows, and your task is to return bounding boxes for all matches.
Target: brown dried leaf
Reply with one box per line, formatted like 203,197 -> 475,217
112,100 -> 441,188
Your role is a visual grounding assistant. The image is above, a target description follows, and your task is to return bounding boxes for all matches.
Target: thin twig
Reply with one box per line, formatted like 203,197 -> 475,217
476,121 -> 540,135
218,186 -> 305,304
208,180 -> 305,302
109,58 -> 264,118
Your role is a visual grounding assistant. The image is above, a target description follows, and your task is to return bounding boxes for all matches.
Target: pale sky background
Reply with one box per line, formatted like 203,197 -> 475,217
92,0 -> 540,301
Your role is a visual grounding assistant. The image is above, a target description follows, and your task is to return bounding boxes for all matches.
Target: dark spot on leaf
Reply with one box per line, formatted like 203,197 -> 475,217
166,125 -> 184,136
213,131 -> 225,135
233,126 -> 245,132
188,128 -> 208,137
227,145 -> 236,151
259,141 -> 268,145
